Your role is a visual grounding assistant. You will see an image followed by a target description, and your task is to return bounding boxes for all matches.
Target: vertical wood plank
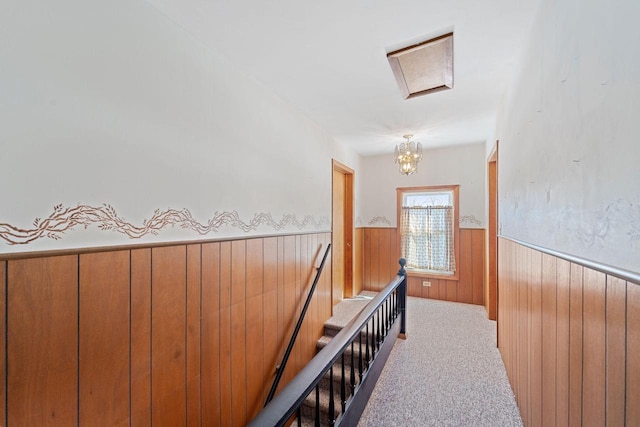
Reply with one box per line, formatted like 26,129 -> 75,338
262,237 -> 279,402
627,282 -> 640,426
231,240 -> 246,306
370,229 -> 380,290
231,240 -> 247,427
379,228 -> 391,287
201,243 -> 221,426
354,228 -> 364,295
8,256 -> 78,426
606,276 -> 626,427
363,229 -> 371,290
131,249 -> 152,426
277,236 -> 286,366
541,253 -> 557,426
529,249 -> 542,427
246,239 -> 264,301
390,228 -> 399,279
556,258 -> 570,426
245,237 -> 265,421
186,245 -> 201,427
219,242 -> 232,426
582,268 -> 606,426
219,305 -> 232,426
471,229 -> 484,305
299,235 -> 310,364
246,294 -> 263,421
568,263 -> 583,427
458,229 -> 473,304
0,261 -> 4,427
151,246 -> 187,425
446,279 -> 457,302
430,279 -> 441,300
79,251 -> 130,426
282,235 -> 297,386
517,245 -> 530,424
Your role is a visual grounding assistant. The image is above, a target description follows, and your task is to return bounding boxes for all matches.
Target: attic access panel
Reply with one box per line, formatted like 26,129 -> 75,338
387,33 -> 453,99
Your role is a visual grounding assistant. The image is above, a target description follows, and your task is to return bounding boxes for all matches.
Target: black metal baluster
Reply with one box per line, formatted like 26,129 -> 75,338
370,315 -> 376,358
384,299 -> 388,333
329,366 -> 335,425
393,290 -> 397,320
350,341 -> 356,394
297,406 -> 302,427
376,309 -> 381,350
365,323 -> 370,367
341,353 -> 346,413
358,330 -> 364,381
315,385 -> 320,427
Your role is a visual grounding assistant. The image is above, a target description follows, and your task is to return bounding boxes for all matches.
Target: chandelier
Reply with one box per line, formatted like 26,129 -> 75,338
394,134 -> 423,175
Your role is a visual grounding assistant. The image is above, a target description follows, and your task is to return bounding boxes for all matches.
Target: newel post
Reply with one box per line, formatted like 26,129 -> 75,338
398,258 -> 407,339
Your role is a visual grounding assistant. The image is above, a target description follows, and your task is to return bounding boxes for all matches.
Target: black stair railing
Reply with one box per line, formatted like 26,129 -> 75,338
250,258 -> 408,427
264,243 -> 332,406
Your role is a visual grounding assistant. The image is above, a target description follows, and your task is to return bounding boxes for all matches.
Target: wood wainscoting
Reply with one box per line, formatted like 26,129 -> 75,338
498,237 -> 640,426
360,227 -> 485,306
0,233 -> 332,426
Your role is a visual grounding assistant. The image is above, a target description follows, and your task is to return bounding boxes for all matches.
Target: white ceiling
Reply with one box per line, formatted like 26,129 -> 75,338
146,0 -> 540,156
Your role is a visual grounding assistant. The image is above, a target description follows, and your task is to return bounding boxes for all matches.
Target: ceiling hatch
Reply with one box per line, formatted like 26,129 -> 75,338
387,32 -> 454,99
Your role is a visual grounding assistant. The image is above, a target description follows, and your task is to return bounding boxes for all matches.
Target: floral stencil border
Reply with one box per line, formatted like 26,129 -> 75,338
0,204 -> 330,245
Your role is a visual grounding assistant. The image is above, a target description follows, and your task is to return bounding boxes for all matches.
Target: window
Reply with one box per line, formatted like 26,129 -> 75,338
397,185 -> 459,278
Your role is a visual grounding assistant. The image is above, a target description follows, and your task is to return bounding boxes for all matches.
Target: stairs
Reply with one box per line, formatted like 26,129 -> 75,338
297,293 -> 375,426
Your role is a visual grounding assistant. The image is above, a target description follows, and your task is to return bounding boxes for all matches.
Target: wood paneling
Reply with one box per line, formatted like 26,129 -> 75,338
354,228 -> 364,295
0,233 -> 332,425
131,248 -> 152,426
8,255 -> 78,426
201,242 -> 221,425
0,261 -> 5,427
628,283 -> 640,426
541,253 -> 556,426
79,251 -> 130,426
555,259 -> 570,426
606,276 -> 626,427
582,268 -> 606,426
151,245 -> 187,425
498,237 -> 639,427
186,244 -> 201,426
362,227 -> 485,306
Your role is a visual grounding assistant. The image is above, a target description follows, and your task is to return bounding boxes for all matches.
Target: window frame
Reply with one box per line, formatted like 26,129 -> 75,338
396,185 -> 460,281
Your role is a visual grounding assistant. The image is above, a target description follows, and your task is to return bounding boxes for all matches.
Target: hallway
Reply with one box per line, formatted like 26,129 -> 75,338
358,296 -> 521,426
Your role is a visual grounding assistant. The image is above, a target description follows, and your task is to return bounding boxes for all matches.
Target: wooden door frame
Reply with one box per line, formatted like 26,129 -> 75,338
487,141 -> 498,321
332,160 -> 354,304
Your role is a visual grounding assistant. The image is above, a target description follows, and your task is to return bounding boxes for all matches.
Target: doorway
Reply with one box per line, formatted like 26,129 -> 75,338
331,160 -> 354,306
487,142 -> 498,321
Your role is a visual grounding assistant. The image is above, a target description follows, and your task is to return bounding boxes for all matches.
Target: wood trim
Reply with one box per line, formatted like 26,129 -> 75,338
332,160 -> 355,302
0,230 -> 329,262
487,140 -> 498,320
396,185 -> 460,281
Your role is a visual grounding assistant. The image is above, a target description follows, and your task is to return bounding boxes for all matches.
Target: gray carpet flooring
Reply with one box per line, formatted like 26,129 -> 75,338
357,296 -> 522,427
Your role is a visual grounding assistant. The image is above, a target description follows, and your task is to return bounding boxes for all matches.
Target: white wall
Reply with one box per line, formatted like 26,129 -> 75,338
0,0 -> 359,254
494,0 -> 640,272
359,143 -> 486,228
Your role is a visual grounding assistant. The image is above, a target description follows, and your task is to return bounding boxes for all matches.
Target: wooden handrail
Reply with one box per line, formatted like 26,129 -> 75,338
250,259 -> 407,426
